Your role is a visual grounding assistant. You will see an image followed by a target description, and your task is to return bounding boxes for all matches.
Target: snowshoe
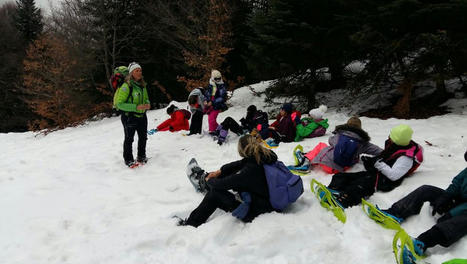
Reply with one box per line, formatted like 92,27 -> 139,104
293,144 -> 305,166
186,158 -> 209,193
310,179 -> 346,223
362,199 -> 403,230
393,229 -> 425,264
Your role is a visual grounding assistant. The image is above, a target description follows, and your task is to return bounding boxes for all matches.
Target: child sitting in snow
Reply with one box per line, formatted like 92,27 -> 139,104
371,149 -> 467,264
294,105 -> 329,142
148,105 -> 190,134
326,124 -> 424,209
265,103 -> 297,146
176,135 -> 277,227
213,105 -> 269,145
290,116 -> 381,173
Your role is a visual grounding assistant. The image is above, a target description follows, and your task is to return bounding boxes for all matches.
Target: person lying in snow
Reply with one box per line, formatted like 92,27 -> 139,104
326,124 -> 424,208
177,135 -> 277,227
374,149 -> 467,264
290,116 -> 382,174
148,105 -> 190,134
294,105 -> 329,142
213,105 -> 269,145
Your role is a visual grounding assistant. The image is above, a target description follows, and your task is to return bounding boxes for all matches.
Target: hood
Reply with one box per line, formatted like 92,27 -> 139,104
334,124 -> 370,142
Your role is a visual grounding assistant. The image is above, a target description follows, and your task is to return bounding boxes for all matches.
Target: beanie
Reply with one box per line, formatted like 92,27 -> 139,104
211,70 -> 222,79
389,124 -> 413,146
167,105 -> 177,115
128,62 -> 141,74
247,105 -> 257,113
346,116 -> 362,129
309,105 -> 328,119
281,103 -> 293,114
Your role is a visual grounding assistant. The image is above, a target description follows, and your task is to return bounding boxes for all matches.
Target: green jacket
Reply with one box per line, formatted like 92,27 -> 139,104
294,118 -> 329,142
114,80 -> 150,116
446,168 -> 467,217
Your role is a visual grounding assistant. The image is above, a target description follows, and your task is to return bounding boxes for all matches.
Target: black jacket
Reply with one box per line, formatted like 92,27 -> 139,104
207,151 -> 278,215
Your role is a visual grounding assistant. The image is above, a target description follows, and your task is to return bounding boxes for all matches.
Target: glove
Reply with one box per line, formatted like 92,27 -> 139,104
147,129 -> 157,135
432,193 -> 455,216
437,212 -> 452,224
232,192 -> 252,220
362,156 -> 378,172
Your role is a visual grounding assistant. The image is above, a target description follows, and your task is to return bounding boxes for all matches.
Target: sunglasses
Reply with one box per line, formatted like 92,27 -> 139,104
214,77 -> 222,81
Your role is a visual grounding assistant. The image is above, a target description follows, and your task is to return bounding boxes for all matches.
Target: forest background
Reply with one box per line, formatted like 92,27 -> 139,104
1,0 -> 466,132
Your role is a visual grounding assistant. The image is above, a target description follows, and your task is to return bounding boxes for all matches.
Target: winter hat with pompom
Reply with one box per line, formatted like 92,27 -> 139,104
309,105 -> 328,119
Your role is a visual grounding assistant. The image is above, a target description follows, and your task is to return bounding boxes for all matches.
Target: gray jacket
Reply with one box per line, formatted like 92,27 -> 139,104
188,88 -> 206,113
309,124 -> 383,172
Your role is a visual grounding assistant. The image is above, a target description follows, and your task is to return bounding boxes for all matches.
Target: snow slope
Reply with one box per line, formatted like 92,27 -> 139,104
1,82 -> 466,264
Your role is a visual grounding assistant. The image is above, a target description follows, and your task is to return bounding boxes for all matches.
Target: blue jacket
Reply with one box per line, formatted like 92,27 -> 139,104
446,168 -> 467,217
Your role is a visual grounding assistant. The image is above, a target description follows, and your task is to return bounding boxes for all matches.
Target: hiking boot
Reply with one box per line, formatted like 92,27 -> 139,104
125,160 -> 137,167
294,149 -> 306,166
173,216 -> 188,226
402,239 -> 425,264
217,128 -> 228,145
137,156 -> 148,164
266,138 -> 279,147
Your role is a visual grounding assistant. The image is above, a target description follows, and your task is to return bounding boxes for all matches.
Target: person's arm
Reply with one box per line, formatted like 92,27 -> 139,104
374,156 -> 413,181
445,168 -> 467,197
115,83 -> 137,112
448,202 -> 467,217
219,159 -> 245,177
207,165 -> 250,190
361,142 -> 383,156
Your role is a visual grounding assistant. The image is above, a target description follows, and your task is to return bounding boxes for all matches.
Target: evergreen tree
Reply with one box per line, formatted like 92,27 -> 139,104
14,0 -> 43,43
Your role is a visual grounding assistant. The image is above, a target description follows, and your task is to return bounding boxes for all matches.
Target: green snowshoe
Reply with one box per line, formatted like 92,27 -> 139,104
311,179 -> 346,223
362,199 -> 402,231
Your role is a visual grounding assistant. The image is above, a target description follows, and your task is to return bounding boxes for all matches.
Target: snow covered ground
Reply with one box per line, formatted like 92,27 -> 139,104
1,82 -> 466,264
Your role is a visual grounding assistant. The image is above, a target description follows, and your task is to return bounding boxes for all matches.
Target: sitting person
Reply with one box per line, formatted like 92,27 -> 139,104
266,103 -> 296,146
204,70 -> 228,134
187,87 -> 206,135
177,135 -> 277,227
214,105 -> 269,145
294,105 -> 329,141
374,149 -> 467,264
149,105 -> 190,133
290,116 -> 382,173
326,124 -> 424,208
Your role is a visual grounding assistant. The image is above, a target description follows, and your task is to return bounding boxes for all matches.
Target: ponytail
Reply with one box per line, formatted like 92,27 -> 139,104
238,135 -> 274,164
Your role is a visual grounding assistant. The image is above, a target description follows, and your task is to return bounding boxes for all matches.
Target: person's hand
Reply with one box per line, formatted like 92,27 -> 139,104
206,170 -> 221,180
269,126 -> 276,130
437,212 -> 452,223
432,193 -> 455,216
137,104 -> 150,110
362,156 -> 378,172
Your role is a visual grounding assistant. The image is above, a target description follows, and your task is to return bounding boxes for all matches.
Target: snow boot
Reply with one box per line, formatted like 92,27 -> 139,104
362,199 -> 403,230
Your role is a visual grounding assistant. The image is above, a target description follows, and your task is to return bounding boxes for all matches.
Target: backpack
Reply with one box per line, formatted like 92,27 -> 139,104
179,109 -> 192,119
110,66 -> 129,91
333,134 -> 361,167
263,161 -> 304,211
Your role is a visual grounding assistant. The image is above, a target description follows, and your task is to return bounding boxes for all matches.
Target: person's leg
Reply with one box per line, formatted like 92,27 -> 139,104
221,117 -> 243,135
417,215 -> 467,250
185,189 -> 240,227
386,185 -> 445,219
207,110 -> 220,132
327,171 -> 363,191
337,171 -> 376,208
136,114 -> 148,160
189,111 -> 203,134
121,114 -> 137,164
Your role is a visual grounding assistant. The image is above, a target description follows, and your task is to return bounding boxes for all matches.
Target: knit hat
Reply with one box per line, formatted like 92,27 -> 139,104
128,62 -> 142,74
281,103 -> 293,114
211,70 -> 222,79
167,104 -> 178,115
346,116 -> 362,129
389,124 -> 413,146
247,105 -> 257,113
309,105 -> 328,119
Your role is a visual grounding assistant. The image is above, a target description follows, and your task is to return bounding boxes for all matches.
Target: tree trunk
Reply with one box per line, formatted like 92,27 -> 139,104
393,80 -> 412,118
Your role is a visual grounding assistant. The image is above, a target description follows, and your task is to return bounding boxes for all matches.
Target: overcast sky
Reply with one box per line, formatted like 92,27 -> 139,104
0,0 -> 61,14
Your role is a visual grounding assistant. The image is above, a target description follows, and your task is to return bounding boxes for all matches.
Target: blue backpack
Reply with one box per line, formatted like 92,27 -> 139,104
333,134 -> 361,167
263,161 -> 304,211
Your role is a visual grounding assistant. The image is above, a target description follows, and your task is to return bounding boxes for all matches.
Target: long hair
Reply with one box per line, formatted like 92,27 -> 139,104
237,135 -> 274,164
125,72 -> 146,87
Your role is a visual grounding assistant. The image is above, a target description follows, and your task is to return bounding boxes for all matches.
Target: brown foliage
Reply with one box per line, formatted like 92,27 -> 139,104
22,34 -> 103,131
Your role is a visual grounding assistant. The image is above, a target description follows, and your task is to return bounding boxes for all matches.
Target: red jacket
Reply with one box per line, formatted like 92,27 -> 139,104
157,110 -> 189,132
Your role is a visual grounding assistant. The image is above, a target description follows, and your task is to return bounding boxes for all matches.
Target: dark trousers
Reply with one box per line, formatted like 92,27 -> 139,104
328,171 -> 377,208
186,189 -> 240,227
220,117 -> 243,135
189,111 -> 203,135
387,185 -> 467,248
121,113 -> 147,163
270,130 -> 285,143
